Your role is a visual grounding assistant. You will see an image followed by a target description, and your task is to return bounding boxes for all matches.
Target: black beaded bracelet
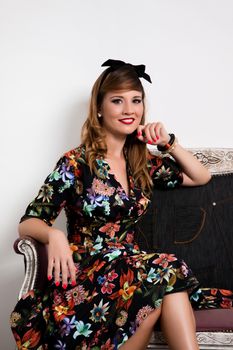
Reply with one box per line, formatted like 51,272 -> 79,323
157,133 -> 176,152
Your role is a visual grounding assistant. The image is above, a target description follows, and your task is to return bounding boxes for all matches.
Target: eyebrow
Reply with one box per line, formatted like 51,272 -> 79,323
110,95 -> 142,99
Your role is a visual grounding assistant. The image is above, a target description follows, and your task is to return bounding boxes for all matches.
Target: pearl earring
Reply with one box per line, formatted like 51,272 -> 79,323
97,113 -> 102,118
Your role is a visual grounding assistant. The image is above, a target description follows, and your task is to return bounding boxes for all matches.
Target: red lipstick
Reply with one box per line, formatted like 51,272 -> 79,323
119,118 -> 135,125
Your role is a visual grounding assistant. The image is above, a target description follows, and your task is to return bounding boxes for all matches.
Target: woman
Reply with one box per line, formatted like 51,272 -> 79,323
11,59 -> 211,350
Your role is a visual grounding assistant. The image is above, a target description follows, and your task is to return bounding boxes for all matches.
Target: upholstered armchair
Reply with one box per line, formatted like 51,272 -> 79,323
14,148 -> 233,349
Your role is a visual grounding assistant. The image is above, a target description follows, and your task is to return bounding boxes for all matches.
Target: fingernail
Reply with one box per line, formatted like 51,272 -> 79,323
71,280 -> 76,286
47,275 -> 52,281
55,281 -> 60,287
62,283 -> 67,290
153,138 -> 157,142
137,131 -> 142,137
147,140 -> 153,144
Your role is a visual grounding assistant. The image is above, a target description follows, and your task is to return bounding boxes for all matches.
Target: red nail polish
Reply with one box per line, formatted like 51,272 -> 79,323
153,138 -> 157,142
71,280 -> 76,286
55,281 -> 60,287
47,275 -> 52,281
147,140 -> 152,144
137,131 -> 142,137
62,283 -> 67,290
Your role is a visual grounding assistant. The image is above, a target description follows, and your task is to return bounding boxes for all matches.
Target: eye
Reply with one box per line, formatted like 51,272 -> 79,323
111,99 -> 122,104
133,99 -> 142,104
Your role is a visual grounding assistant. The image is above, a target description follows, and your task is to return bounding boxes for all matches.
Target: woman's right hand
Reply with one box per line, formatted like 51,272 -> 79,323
47,229 -> 77,289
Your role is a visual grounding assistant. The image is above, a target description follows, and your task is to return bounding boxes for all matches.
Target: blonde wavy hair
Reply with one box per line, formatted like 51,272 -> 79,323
81,65 -> 153,195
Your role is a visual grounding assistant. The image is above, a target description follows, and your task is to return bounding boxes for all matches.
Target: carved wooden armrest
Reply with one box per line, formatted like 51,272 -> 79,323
14,236 -> 48,299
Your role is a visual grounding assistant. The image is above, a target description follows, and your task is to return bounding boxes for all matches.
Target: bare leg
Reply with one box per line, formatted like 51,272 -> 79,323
119,307 -> 161,350
119,291 -> 198,350
161,291 -> 199,350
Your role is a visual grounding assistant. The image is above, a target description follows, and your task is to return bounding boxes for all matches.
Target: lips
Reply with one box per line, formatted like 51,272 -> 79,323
119,118 -> 135,125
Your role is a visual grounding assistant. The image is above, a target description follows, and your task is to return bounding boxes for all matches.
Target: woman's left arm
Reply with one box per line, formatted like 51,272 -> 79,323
168,143 -> 211,186
137,122 -> 211,187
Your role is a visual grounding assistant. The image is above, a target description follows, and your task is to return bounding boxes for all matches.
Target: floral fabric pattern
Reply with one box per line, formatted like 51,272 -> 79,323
11,145 -> 233,349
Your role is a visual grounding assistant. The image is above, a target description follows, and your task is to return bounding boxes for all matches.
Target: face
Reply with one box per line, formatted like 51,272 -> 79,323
99,90 -> 144,139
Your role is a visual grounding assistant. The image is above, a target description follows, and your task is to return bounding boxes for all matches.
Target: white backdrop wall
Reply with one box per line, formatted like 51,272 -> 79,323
1,0 -> 233,348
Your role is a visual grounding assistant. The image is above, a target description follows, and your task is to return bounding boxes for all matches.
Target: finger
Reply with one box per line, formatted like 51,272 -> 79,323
136,125 -> 145,141
61,260 -> 69,289
155,123 -> 170,144
68,257 -> 77,286
54,259 -> 61,286
143,123 -> 154,143
148,122 -> 166,144
154,122 -> 163,139
147,123 -> 158,143
47,257 -> 54,281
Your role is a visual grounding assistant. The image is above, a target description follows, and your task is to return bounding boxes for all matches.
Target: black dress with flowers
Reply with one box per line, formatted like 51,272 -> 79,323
10,145 -> 232,350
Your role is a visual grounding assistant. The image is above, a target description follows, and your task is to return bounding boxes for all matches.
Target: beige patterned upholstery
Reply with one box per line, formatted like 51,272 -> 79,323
149,331 -> 233,349
188,148 -> 233,175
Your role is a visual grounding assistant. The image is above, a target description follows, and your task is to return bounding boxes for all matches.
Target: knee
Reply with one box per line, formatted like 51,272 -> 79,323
139,307 -> 161,330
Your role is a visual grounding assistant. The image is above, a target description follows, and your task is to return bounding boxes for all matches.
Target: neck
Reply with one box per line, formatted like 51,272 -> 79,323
105,134 -> 126,159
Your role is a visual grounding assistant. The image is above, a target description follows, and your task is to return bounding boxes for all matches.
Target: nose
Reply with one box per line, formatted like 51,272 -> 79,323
123,101 -> 133,115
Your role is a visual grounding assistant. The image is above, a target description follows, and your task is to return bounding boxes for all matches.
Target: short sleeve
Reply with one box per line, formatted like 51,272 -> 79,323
20,153 -> 79,226
147,152 -> 183,190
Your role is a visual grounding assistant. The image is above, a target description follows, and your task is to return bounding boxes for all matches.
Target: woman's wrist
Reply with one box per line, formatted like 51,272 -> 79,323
157,133 -> 178,154
48,228 -> 66,242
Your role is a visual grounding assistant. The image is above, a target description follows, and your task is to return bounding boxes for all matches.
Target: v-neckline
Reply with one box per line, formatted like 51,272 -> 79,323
102,158 -> 132,198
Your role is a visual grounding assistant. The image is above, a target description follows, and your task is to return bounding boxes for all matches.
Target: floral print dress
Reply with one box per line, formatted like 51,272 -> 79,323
10,145 -> 233,350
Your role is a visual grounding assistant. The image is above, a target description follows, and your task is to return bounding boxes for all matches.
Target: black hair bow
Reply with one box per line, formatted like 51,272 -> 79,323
101,59 -> 152,83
